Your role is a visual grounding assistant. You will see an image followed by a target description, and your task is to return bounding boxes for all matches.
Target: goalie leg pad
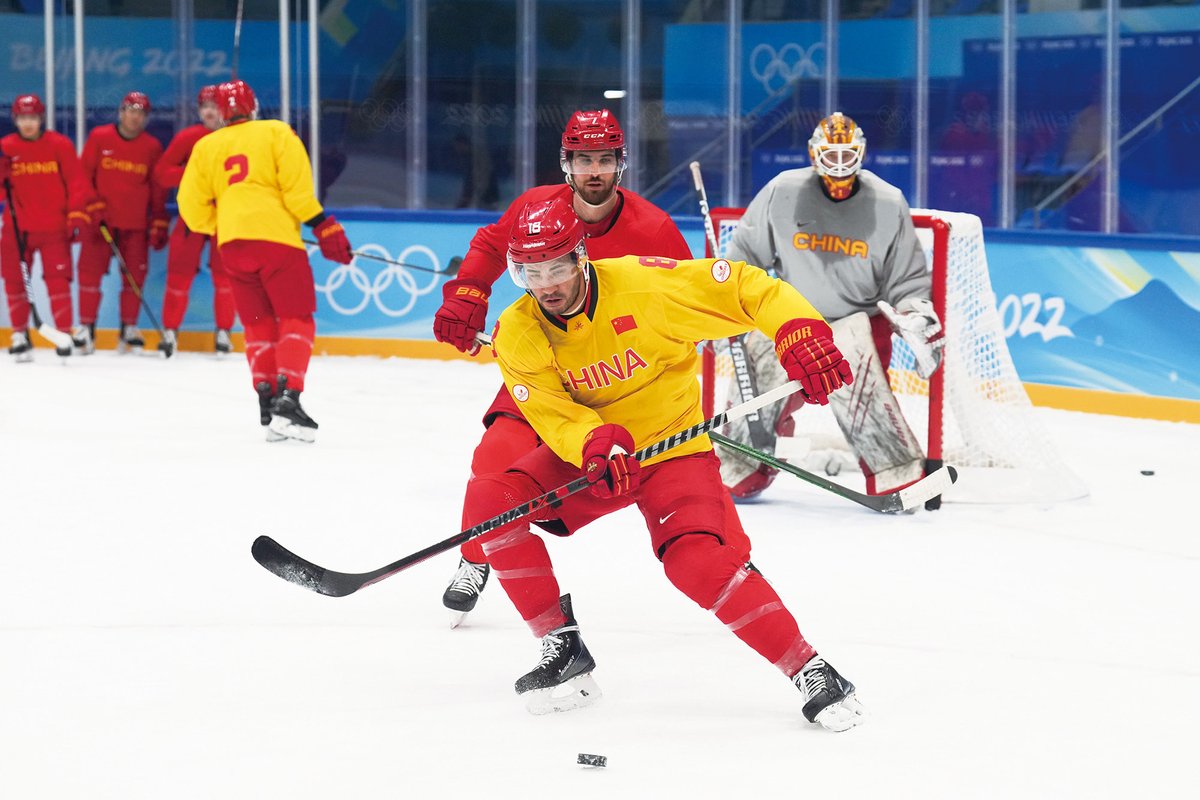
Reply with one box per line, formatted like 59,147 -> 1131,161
829,312 -> 925,495
714,330 -> 791,498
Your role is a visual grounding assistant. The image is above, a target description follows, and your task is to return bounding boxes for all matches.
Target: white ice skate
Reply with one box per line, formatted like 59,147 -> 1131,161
9,330 -> 33,363
118,324 -> 144,354
215,329 -> 232,354
72,325 -> 95,355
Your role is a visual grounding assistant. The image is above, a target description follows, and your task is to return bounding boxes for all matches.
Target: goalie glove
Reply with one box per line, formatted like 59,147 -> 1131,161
877,297 -> 945,379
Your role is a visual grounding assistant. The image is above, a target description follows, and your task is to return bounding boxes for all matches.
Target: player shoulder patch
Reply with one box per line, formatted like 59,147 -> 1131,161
711,259 -> 731,283
512,384 -> 530,402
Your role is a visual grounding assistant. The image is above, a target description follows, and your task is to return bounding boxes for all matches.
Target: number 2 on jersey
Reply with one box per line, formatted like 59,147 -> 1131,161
225,154 -> 249,185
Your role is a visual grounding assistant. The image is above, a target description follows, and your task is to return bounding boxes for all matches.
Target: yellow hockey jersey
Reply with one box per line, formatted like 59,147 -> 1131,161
493,255 -> 824,468
176,119 -> 323,249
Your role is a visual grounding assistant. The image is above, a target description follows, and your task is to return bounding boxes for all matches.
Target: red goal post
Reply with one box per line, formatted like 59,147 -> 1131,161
699,207 -> 1087,505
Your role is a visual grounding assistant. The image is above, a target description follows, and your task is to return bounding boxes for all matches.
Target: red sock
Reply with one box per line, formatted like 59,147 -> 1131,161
276,316 -> 314,392
242,316 -> 279,387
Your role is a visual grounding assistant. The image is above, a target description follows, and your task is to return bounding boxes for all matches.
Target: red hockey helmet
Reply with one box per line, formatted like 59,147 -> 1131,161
560,108 -> 627,183
121,91 -> 152,112
11,94 -> 45,118
216,80 -> 258,122
197,84 -> 219,106
506,198 -> 588,290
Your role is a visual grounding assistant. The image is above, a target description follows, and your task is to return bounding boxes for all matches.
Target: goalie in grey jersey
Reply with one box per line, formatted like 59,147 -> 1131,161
717,112 -> 944,499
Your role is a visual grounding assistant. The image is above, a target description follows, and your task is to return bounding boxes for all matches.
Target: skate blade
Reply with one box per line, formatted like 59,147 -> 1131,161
448,610 -> 467,629
813,693 -> 867,732
268,417 -> 316,443
13,353 -> 34,363
523,673 -> 602,715
264,427 -> 288,443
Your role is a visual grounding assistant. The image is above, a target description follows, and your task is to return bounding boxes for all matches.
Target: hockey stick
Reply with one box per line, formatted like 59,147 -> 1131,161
98,222 -> 169,355
252,379 -> 807,597
709,431 -> 957,513
2,178 -> 74,350
301,240 -> 462,276
231,0 -> 244,78
688,161 -> 773,452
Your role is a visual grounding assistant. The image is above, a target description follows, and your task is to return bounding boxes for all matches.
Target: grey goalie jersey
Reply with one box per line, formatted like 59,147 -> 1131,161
724,168 -> 929,320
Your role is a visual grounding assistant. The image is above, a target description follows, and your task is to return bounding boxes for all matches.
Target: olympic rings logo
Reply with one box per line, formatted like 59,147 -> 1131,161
749,42 -> 824,94
311,242 -> 441,317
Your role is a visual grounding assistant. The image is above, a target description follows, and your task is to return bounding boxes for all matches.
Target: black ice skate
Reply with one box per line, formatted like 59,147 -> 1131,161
255,381 -> 286,442
118,324 -> 144,353
158,329 -> 177,358
515,594 -> 601,715
72,324 -> 95,355
793,656 -> 866,732
442,557 -> 490,628
215,329 -> 232,354
268,376 -> 318,443
9,330 -> 33,363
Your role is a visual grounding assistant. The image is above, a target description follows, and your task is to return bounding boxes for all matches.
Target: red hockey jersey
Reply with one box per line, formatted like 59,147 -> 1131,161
153,123 -> 211,190
457,184 -> 693,293
0,130 -> 90,233
81,124 -> 167,230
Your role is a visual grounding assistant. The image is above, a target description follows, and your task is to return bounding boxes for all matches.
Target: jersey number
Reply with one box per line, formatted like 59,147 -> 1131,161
224,154 -> 249,185
638,256 -> 678,270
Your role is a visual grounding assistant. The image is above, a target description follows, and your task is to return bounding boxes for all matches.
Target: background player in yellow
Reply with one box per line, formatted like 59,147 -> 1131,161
177,79 -> 352,443
461,197 -> 864,731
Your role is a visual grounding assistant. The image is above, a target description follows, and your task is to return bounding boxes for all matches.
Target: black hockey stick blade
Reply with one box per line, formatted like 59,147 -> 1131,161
709,431 -> 957,513
253,381 -> 807,597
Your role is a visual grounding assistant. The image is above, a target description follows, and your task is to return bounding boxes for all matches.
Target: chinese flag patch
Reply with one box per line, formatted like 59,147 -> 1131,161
611,314 -> 637,334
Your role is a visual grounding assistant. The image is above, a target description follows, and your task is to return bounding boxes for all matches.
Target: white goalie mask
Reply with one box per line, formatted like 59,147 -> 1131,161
808,113 -> 866,200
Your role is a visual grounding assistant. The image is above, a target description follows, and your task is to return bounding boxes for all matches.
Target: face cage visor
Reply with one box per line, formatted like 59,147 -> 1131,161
507,244 -> 588,291
812,143 -> 864,179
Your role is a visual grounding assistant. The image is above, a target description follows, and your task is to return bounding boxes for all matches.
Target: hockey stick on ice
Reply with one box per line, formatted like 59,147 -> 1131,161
301,239 -> 462,276
251,379 -> 807,597
689,161 -> 773,452
2,178 -> 75,350
98,222 -> 169,355
709,431 -> 957,513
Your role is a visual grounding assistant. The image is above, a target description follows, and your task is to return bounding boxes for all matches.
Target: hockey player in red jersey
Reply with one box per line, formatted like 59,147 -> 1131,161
153,85 -> 236,357
1,94 -> 92,360
177,79 -> 353,443
76,91 -> 169,354
463,197 -> 864,731
434,109 -> 701,625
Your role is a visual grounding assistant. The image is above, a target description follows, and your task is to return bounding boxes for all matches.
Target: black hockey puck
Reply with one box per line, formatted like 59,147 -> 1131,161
1140,470 -> 1155,476
577,753 -> 607,768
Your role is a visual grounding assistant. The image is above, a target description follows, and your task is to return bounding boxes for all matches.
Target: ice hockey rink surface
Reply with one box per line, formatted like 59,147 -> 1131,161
2,352 -> 1196,798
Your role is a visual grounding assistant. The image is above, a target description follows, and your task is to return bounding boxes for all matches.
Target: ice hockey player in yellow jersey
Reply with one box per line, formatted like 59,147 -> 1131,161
462,197 -> 865,731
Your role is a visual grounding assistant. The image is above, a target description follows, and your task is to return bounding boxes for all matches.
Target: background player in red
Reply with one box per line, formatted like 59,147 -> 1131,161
76,91 -> 169,354
176,79 -> 353,443
465,197 -> 864,731
153,85 -> 235,357
1,94 -> 92,360
433,109 -> 696,625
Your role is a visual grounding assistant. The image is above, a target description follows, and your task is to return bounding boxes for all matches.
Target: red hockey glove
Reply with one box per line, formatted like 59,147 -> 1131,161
434,278 -> 490,354
66,209 -> 91,242
313,216 -> 352,264
149,218 -> 170,251
582,424 -> 642,499
774,318 -> 854,406
84,198 -> 107,231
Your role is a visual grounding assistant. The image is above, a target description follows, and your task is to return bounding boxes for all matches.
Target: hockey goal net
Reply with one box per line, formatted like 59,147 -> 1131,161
702,207 -> 1087,504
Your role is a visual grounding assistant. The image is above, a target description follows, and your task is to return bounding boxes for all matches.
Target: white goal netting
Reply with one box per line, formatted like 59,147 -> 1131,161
707,208 -> 1087,504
